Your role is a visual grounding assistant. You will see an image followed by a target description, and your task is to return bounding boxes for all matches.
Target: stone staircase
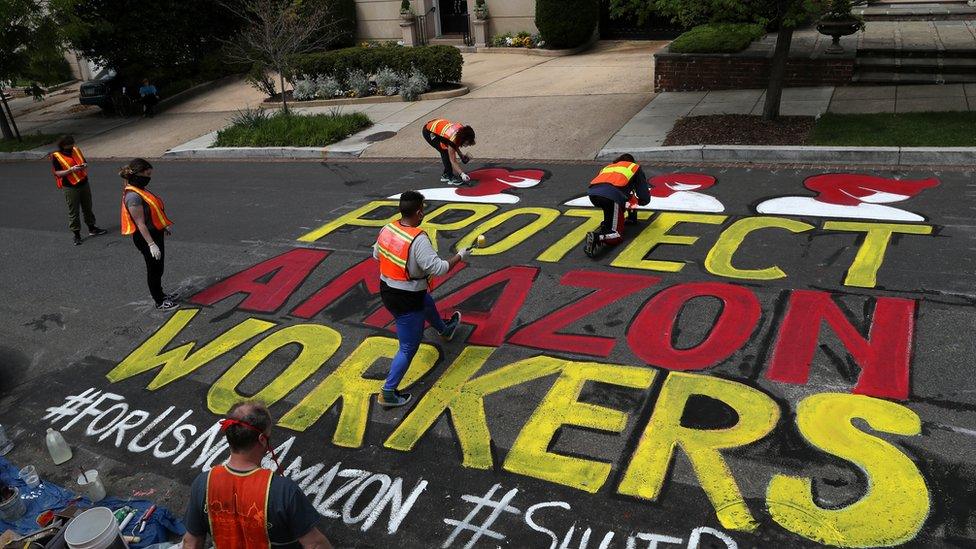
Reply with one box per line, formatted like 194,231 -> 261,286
854,48 -> 976,84
854,0 -> 976,21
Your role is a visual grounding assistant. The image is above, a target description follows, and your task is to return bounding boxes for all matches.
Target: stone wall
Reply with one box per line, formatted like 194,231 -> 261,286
356,0 -> 403,40
654,51 -> 855,92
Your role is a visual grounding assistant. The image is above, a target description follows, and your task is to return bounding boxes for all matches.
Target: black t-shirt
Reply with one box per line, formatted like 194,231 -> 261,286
380,280 -> 426,315
184,467 -> 321,548
52,156 -> 88,187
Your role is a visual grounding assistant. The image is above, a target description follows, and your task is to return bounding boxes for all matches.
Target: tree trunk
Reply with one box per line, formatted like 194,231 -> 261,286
279,72 -> 288,113
0,109 -> 13,140
762,25 -> 794,121
0,91 -> 20,140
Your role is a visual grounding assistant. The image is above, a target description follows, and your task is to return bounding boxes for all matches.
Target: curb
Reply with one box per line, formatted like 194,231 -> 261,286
0,150 -> 49,161
597,145 -> 976,166
260,85 -> 468,109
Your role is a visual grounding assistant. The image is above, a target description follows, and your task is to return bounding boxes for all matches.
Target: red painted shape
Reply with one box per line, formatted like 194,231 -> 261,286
765,290 -> 915,400
804,174 -> 939,206
627,282 -> 761,371
189,248 -> 330,312
455,168 -> 547,197
431,265 -> 539,346
361,261 -> 469,328
290,257 -> 381,319
509,270 -> 661,357
648,173 -> 717,198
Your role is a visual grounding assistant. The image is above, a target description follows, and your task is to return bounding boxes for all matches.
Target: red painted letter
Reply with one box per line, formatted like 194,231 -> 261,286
627,282 -> 761,371
190,248 -> 329,312
765,290 -> 915,400
291,258 -> 381,319
508,270 -> 660,357
361,261 -> 469,328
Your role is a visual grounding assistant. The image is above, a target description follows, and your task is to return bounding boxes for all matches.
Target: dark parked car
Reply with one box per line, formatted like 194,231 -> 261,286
79,69 -> 140,114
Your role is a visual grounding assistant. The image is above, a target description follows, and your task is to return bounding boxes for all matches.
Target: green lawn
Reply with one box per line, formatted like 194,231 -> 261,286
811,112 -> 976,147
0,133 -> 57,152
214,110 -> 372,147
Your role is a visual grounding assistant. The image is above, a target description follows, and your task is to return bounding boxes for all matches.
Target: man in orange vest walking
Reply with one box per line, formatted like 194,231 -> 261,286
182,401 -> 334,549
422,118 -> 476,186
374,190 -> 470,407
51,135 -> 107,245
584,153 -> 651,258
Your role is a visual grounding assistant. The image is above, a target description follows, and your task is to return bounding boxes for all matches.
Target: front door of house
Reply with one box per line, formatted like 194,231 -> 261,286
439,0 -> 468,35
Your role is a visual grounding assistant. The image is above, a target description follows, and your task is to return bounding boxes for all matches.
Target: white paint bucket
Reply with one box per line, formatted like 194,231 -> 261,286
64,507 -> 128,549
77,470 -> 106,502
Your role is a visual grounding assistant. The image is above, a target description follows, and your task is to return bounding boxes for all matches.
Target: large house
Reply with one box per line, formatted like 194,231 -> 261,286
355,0 -> 538,41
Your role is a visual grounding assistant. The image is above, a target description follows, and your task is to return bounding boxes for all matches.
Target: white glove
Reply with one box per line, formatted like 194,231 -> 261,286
149,243 -> 162,260
458,247 -> 472,260
460,172 -> 471,183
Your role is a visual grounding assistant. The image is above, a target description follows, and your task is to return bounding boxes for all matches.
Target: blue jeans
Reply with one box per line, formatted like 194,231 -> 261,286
385,293 -> 446,392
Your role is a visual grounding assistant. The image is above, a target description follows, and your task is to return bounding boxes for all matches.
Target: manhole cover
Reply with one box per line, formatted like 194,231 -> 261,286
364,131 -> 397,143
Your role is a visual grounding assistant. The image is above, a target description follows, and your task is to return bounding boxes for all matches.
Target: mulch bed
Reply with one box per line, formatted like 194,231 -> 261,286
663,114 -> 816,146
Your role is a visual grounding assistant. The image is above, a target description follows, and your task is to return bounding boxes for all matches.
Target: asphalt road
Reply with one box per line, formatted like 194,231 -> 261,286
1,159 -> 975,548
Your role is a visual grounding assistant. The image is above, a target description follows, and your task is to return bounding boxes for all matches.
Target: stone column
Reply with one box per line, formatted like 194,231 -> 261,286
472,18 -> 489,48
400,17 -> 419,47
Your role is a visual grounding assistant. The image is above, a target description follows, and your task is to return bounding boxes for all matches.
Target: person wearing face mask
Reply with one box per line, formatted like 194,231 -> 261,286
51,135 -> 107,246
119,158 -> 177,310
583,153 -> 651,258
182,401 -> 334,549
373,190 -> 470,407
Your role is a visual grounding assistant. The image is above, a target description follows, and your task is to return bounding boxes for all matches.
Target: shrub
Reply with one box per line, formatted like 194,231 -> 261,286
346,69 -> 370,97
535,0 -> 598,49
293,78 -> 318,100
669,23 -> 766,54
315,75 -> 342,98
230,107 -> 271,129
374,67 -> 401,96
327,0 -> 358,47
214,110 -> 372,147
289,45 -> 462,85
246,62 -> 279,98
399,69 -> 429,101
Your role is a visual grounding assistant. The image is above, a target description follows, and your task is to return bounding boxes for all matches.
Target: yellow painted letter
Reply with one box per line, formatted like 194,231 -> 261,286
767,393 -> 929,547
618,372 -> 779,532
297,200 -> 399,242
504,361 -> 656,492
278,336 -> 438,447
822,221 -> 933,288
537,209 -> 652,263
422,203 -> 498,252
612,213 -> 727,272
457,207 -> 561,255
705,216 -> 814,280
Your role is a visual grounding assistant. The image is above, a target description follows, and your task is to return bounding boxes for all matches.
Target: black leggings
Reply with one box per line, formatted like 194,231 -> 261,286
133,230 -> 166,304
422,128 -> 454,177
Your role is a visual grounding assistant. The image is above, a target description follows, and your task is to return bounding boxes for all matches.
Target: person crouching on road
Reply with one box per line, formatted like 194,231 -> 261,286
422,118 -> 475,186
51,135 -> 107,246
374,190 -> 469,407
182,400 -> 334,549
119,158 -> 177,310
584,153 -> 651,258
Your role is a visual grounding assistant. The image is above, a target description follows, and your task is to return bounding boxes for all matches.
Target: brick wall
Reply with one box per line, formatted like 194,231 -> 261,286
654,53 -> 854,92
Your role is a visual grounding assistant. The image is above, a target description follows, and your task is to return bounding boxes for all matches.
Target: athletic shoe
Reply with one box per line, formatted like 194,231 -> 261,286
440,175 -> 452,183
163,292 -> 180,302
440,312 -> 462,342
155,299 -> 178,311
88,226 -> 108,236
448,176 -> 464,186
73,234 -> 82,246
625,211 -> 639,225
379,390 -> 412,408
584,231 -> 596,257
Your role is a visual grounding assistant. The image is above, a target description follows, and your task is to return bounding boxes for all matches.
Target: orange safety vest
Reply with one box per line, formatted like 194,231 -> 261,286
206,465 -> 273,549
589,161 -> 640,188
376,221 -> 426,282
120,185 -> 173,235
51,147 -> 87,188
425,118 -> 463,149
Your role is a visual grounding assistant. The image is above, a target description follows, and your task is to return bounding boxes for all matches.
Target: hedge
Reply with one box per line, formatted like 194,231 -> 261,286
535,0 -> 598,49
669,23 -> 766,54
289,45 -> 463,85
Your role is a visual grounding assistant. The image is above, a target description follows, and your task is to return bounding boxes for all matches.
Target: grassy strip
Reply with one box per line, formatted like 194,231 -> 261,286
0,133 -> 58,153
670,24 -> 766,54
214,111 -> 372,147
811,112 -> 976,147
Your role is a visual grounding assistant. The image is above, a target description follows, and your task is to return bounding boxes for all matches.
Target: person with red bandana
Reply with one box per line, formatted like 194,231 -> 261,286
182,400 -> 333,549
584,153 -> 651,257
422,118 -> 476,186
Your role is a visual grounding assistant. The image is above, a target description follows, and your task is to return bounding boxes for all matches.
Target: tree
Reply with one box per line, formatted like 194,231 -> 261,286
610,0 -> 821,120
220,0 -> 343,111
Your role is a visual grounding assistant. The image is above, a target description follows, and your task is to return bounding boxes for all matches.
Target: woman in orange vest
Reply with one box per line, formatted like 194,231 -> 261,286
51,135 -> 107,245
119,158 -> 177,310
584,153 -> 651,258
422,118 -> 476,186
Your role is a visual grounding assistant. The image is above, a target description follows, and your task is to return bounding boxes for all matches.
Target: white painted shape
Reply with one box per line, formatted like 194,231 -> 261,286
563,191 -> 725,213
755,197 -> 924,221
389,189 -> 521,204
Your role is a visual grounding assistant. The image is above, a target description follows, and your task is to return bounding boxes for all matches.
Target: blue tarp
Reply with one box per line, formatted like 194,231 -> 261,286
0,457 -> 185,548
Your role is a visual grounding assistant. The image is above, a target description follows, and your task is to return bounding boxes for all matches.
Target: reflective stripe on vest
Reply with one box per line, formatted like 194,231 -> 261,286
589,161 -> 639,188
206,465 -> 273,549
425,118 -> 463,142
51,147 -> 87,188
120,185 -> 174,235
376,221 -> 426,282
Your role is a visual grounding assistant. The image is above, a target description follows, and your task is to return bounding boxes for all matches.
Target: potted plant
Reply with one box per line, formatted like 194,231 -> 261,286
399,0 -> 414,21
474,0 -> 488,20
816,0 -> 865,54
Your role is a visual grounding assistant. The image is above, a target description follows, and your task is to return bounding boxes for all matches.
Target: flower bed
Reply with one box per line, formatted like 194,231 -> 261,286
288,45 -> 463,102
491,32 -> 545,49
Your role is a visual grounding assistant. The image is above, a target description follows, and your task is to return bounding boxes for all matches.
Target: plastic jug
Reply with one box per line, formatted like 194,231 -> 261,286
46,428 -> 73,464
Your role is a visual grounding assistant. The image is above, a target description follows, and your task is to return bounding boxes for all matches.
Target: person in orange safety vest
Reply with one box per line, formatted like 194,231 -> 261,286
584,153 -> 650,258
51,135 -> 107,245
182,400 -> 333,549
422,118 -> 476,186
119,158 -> 178,310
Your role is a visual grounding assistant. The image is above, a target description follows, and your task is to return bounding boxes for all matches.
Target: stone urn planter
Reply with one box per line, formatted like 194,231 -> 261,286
399,10 -> 415,21
817,18 -> 863,54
